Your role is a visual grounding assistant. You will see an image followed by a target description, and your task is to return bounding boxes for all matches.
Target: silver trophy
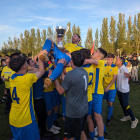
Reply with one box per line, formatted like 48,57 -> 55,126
53,25 -> 69,49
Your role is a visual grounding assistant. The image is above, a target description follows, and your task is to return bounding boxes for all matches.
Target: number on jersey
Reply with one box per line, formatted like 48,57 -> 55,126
12,87 -> 20,104
88,72 -> 93,85
83,75 -> 87,90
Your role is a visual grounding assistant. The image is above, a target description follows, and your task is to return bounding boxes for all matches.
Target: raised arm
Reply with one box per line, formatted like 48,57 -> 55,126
83,59 -> 98,65
35,50 -> 47,79
54,79 -> 65,95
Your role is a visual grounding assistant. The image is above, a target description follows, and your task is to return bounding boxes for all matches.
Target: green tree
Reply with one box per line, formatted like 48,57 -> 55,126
41,29 -> 47,46
72,23 -> 77,34
100,18 -> 110,52
85,27 -> 93,50
47,27 -> 53,39
76,26 -> 82,46
127,15 -> 133,54
137,13 -> 140,56
95,28 -> 99,50
36,28 -> 42,53
117,13 -> 126,55
66,22 -> 72,44
29,28 -> 36,58
22,30 -> 30,56
109,16 -> 117,53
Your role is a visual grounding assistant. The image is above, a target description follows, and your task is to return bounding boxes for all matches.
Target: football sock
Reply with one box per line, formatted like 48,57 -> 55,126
107,106 -> 113,120
46,115 -> 53,129
89,131 -> 95,139
49,63 -> 64,81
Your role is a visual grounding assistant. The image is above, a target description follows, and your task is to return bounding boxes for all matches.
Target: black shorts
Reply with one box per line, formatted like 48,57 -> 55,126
64,114 -> 87,140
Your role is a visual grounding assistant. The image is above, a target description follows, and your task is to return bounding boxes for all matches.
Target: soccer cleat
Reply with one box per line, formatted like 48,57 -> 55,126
94,126 -> 98,136
54,121 -> 61,130
52,124 -> 61,130
104,130 -> 109,136
49,126 -> 59,134
120,116 -> 131,121
0,99 -> 5,103
44,78 -> 52,88
131,118 -> 138,129
106,119 -> 111,126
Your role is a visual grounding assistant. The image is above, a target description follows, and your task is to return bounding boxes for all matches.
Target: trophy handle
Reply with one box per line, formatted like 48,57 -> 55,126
66,25 -> 69,33
53,25 -> 56,32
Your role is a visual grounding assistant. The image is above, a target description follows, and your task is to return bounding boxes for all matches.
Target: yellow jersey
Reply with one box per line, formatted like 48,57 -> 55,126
44,63 -> 55,92
9,73 -> 38,127
92,60 -> 105,94
1,66 -> 15,89
104,64 -> 118,90
64,43 -> 82,53
66,66 -> 73,73
82,64 -> 94,102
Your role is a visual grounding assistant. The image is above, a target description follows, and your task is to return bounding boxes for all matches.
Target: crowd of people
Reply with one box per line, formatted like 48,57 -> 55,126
0,34 -> 139,140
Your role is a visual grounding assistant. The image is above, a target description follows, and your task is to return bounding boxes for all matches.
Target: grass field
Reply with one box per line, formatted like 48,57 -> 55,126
0,80 -> 140,140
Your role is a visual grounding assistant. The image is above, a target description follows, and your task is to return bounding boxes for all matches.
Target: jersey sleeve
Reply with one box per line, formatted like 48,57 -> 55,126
25,73 -> 38,87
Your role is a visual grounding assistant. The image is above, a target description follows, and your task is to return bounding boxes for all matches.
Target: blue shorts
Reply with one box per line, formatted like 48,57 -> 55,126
43,91 -> 56,111
54,88 -> 62,106
62,96 -> 66,118
103,89 -> 116,102
92,93 -> 104,114
10,121 -> 40,140
88,101 -> 93,115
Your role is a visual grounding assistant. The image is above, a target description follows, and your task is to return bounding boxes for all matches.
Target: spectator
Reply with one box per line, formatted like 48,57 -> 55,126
126,60 -> 132,73
131,56 -> 139,84
115,57 -> 138,129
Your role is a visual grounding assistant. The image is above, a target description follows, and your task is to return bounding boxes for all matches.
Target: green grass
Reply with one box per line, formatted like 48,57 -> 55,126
0,81 -> 140,140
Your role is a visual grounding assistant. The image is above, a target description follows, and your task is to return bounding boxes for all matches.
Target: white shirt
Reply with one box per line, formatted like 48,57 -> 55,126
117,65 -> 130,93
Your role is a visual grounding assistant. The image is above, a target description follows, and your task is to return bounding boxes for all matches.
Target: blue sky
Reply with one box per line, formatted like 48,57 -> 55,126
0,0 -> 140,48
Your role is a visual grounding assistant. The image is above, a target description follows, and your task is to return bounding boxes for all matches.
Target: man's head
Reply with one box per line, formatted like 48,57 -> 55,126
1,59 -> 6,66
6,58 -> 10,67
27,58 -> 36,66
115,57 -> 125,67
10,52 -> 21,59
0,55 -> 2,59
80,49 -> 91,59
133,56 -> 137,60
72,34 -> 81,44
9,56 -> 28,73
91,48 -> 107,60
107,53 -> 114,66
71,50 -> 85,67
127,60 -> 131,66
5,55 -> 10,59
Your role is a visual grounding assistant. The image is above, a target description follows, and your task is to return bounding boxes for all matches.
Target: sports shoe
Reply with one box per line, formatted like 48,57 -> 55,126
120,116 -> 131,121
131,118 -> 138,129
94,126 -> 98,136
0,99 -> 5,103
49,126 -> 59,134
106,119 -> 111,126
52,124 -> 61,130
54,121 -> 61,130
